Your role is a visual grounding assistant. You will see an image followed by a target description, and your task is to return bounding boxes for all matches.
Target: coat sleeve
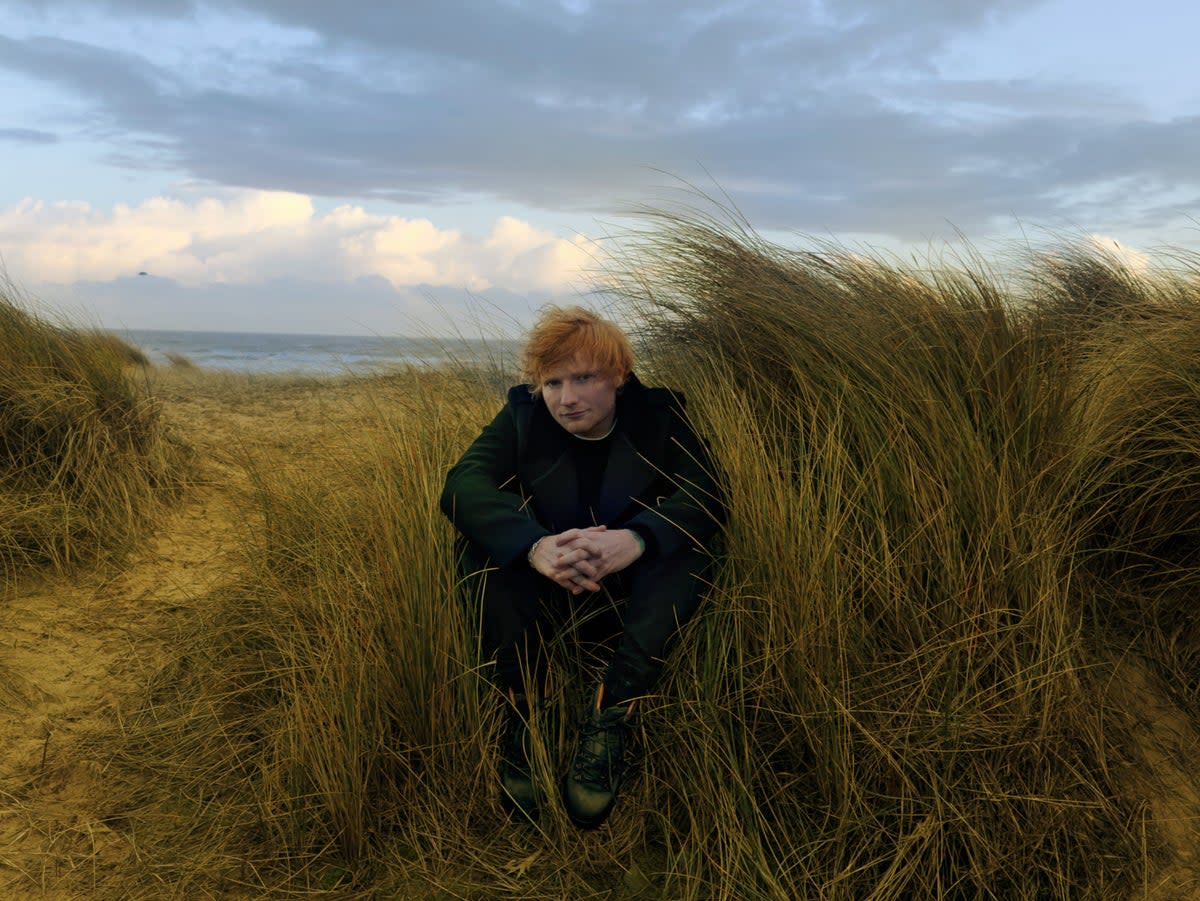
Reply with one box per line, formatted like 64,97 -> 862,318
624,399 -> 725,558
440,404 -> 550,568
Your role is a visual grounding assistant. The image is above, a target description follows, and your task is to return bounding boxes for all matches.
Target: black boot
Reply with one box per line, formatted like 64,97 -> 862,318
499,691 -> 539,821
563,688 -> 633,829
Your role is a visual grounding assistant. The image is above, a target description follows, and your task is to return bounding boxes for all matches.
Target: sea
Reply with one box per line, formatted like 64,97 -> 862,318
114,328 -> 520,376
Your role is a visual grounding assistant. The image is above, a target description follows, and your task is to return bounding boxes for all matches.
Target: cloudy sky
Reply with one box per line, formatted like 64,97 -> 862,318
2,0 -> 1198,335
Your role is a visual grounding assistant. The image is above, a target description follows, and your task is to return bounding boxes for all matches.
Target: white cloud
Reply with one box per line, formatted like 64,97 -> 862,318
0,188 -> 599,295
482,216 -> 597,292
1086,234 -> 1150,273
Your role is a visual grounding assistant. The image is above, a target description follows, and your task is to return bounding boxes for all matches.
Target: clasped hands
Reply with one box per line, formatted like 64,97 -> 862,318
528,525 -> 644,595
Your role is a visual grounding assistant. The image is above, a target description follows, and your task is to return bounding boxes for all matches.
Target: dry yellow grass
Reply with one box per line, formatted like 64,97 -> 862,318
5,218 -> 1200,897
0,292 -> 186,581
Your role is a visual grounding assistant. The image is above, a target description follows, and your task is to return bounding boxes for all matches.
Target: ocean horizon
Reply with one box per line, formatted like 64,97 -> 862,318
113,328 -> 520,375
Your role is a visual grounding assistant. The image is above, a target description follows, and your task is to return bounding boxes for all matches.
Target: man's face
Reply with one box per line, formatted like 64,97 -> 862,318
540,356 -> 620,439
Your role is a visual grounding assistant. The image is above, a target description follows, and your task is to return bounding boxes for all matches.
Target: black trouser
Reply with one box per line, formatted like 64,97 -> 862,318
457,539 -> 710,704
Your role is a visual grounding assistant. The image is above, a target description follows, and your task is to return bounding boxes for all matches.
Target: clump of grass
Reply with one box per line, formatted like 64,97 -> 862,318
0,289 -> 186,581
604,209 -> 1147,898
62,328 -> 152,367
1046,252 -> 1200,705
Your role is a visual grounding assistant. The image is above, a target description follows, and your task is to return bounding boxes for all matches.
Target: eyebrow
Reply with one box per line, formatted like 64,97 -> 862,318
547,370 -> 594,380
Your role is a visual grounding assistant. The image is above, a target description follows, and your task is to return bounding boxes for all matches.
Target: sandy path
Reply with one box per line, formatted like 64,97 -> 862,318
0,483 -> 237,895
0,373 -> 338,897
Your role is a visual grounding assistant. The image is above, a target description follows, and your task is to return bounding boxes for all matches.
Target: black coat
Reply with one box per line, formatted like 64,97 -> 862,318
440,374 -> 723,567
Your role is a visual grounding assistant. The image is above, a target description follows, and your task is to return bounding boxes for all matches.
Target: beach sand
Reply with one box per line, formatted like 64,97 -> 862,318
0,371 -> 376,896
2,371 -> 1200,898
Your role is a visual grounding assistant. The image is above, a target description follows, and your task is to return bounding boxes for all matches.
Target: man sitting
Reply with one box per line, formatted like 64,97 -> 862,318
440,305 -> 724,827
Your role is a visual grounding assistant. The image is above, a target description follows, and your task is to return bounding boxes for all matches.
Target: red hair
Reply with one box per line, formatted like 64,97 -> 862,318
521,305 -> 634,393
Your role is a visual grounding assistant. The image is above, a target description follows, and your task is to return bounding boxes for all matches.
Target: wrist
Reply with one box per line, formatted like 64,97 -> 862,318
627,529 -> 645,555
527,537 -> 544,567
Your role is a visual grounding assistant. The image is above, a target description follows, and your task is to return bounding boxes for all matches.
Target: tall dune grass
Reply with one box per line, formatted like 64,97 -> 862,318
609,214 -> 1144,898
0,289 -> 184,581
97,215 -> 1200,897
1048,253 -> 1200,706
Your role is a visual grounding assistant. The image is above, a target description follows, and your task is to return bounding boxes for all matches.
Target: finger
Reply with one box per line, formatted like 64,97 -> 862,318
552,571 -> 584,593
573,575 -> 602,593
563,545 -> 600,566
553,561 -> 599,591
565,561 -> 603,587
549,547 -> 582,568
568,571 -> 598,592
547,561 -> 581,580
553,528 -> 590,546
545,542 -> 582,563
571,559 -> 599,579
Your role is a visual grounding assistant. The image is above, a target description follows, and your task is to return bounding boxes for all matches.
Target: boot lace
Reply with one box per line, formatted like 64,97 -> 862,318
570,706 -> 629,791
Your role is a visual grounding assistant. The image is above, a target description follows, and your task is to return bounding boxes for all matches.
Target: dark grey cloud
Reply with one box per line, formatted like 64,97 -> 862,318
1,0 -> 1195,241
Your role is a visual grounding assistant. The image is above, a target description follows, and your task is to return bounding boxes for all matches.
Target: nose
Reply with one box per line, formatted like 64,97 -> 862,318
560,382 -> 578,405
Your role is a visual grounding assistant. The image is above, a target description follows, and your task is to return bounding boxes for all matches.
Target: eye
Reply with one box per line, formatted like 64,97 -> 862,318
578,373 -> 593,383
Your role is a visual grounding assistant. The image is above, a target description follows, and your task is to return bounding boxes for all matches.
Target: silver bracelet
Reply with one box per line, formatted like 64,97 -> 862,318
527,537 -> 544,566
